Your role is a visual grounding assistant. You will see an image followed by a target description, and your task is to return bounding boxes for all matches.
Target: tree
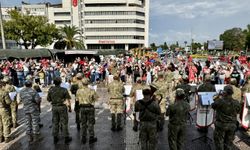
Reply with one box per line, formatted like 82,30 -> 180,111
3,10 -> 59,49
170,44 -> 178,50
161,42 -> 168,50
58,25 -> 85,50
150,43 -> 157,51
191,42 -> 202,50
243,24 -> 250,49
220,27 -> 246,51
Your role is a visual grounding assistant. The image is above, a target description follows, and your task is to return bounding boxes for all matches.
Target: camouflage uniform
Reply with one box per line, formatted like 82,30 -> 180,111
70,74 -> 84,130
76,78 -> 98,144
19,86 -> 41,138
135,89 -> 161,150
212,85 -> 241,150
4,83 -> 18,128
0,86 -> 11,142
230,79 -> 242,103
154,77 -> 168,131
47,85 -> 71,139
130,82 -> 149,131
164,71 -> 174,104
166,89 -> 190,150
108,79 -> 124,131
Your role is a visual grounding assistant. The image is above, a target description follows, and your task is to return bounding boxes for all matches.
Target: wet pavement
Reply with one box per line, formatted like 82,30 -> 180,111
0,86 -> 250,150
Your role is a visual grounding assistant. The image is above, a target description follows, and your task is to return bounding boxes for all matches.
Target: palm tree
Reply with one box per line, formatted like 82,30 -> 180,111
58,25 -> 85,50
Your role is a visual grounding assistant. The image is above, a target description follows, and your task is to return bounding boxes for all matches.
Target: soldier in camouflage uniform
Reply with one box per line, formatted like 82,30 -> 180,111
76,78 -> 98,144
212,85 -> 241,150
70,73 -> 84,130
154,72 -> 168,131
108,74 -> 125,131
230,78 -> 242,103
0,81 -> 12,143
197,75 -> 216,92
130,78 -> 149,131
47,77 -> 72,144
20,80 -> 42,142
164,69 -> 174,104
166,88 -> 190,150
135,88 -> 161,150
3,77 -> 18,128
175,76 -> 191,102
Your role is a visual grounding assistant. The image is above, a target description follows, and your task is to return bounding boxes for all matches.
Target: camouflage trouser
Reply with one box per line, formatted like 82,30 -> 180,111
214,122 -> 236,150
109,99 -> 124,114
52,106 -> 69,137
139,121 -> 157,150
25,111 -> 40,135
74,101 -> 80,125
168,124 -> 186,150
11,101 -> 18,125
0,108 -> 11,138
80,107 -> 95,138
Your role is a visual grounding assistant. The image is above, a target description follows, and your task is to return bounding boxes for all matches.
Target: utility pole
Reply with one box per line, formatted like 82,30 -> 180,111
0,2 -> 6,49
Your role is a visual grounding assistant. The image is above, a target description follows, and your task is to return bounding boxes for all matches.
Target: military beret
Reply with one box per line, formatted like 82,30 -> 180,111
230,78 -> 237,85
176,88 -> 185,97
224,85 -> 234,95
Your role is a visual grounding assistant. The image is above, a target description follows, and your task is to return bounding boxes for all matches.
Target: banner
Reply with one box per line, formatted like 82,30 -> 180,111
72,0 -> 78,7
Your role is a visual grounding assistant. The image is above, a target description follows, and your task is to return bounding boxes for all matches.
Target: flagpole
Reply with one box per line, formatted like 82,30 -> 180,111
0,2 -> 6,49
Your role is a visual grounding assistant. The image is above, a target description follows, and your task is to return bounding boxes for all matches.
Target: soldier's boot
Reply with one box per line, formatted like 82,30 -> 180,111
28,135 -> 33,143
5,137 -> 13,143
133,113 -> 138,132
89,137 -> 97,144
111,113 -> 116,131
0,136 -> 4,143
39,123 -> 43,128
77,123 -> 80,131
116,113 -> 123,131
53,136 -> 59,144
13,123 -> 19,128
33,134 -> 43,142
82,136 -> 87,144
65,136 -> 72,144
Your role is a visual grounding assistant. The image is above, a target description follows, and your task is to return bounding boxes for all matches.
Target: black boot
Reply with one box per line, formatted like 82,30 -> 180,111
54,136 -> 59,144
65,136 -> 72,144
82,136 -> 86,144
77,123 -> 80,131
116,113 -> 123,131
89,137 -> 97,144
0,136 -> 4,143
111,113 -> 116,131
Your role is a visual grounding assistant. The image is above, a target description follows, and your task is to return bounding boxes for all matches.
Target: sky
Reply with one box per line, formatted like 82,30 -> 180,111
2,0 -> 250,46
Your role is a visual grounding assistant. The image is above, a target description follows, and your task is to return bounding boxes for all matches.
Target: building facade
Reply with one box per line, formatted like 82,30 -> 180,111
79,0 -> 149,50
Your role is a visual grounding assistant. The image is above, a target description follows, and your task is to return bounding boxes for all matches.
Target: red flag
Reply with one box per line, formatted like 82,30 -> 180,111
72,0 -> 78,7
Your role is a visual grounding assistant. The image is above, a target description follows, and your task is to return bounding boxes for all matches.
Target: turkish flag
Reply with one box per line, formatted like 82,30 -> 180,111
72,0 -> 78,7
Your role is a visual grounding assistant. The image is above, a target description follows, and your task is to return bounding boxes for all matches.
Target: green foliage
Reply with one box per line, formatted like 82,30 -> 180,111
243,24 -> 250,49
58,25 -> 85,50
170,44 -> 178,50
220,27 -> 246,51
150,43 -> 157,51
191,42 -> 202,50
160,42 -> 168,50
3,10 -> 59,49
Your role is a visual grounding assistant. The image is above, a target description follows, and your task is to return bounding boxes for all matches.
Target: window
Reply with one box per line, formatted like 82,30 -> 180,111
85,11 -> 145,16
86,36 -> 144,40
55,20 -> 71,24
54,12 -> 71,16
85,19 -> 145,24
85,27 -> 145,32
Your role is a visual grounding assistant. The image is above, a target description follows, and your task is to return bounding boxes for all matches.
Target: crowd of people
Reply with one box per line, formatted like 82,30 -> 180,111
0,53 -> 249,150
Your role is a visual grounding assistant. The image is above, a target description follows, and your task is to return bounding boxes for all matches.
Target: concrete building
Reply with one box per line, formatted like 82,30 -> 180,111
21,3 -> 48,16
1,7 -> 16,21
79,0 -> 149,50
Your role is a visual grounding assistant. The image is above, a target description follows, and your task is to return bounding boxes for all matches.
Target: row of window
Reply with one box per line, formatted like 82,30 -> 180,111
84,11 -> 145,16
54,20 -> 71,24
87,44 -> 126,50
86,36 -> 144,40
54,12 -> 71,16
85,27 -> 145,32
85,19 -> 145,24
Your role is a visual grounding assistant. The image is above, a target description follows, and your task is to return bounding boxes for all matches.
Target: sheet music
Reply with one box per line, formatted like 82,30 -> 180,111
60,82 -> 71,90
215,84 -> 226,93
198,92 -> 216,106
124,85 -> 132,95
245,93 -> 250,106
136,90 -> 143,101
9,92 -> 17,101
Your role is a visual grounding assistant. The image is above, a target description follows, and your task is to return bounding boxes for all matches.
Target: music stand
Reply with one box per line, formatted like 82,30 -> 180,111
192,94 -> 213,146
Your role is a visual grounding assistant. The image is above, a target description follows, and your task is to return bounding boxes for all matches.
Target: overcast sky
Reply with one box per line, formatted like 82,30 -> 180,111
2,0 -> 250,46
